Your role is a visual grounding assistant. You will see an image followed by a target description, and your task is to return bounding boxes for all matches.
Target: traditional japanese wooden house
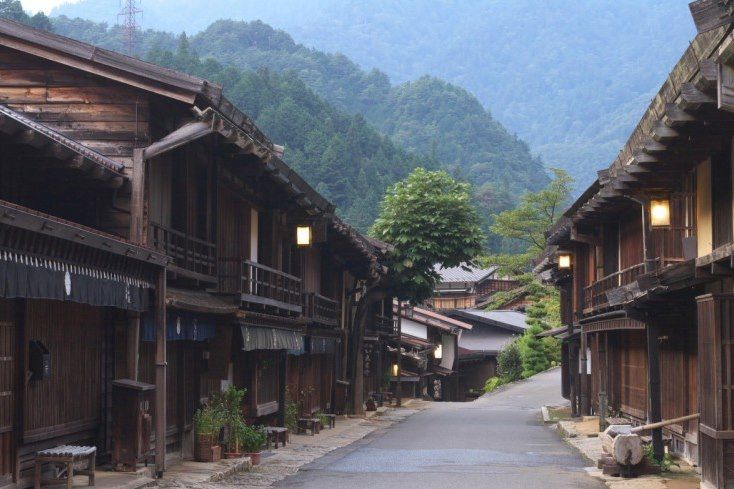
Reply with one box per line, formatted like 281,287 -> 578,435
429,264 -> 516,311
0,17 -> 389,484
445,309 -> 527,399
388,305 -> 471,401
536,9 -> 734,487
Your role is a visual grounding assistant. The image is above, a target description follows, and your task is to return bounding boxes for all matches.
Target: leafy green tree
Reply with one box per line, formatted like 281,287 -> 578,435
370,168 -> 485,302
0,0 -> 52,31
488,168 -> 573,275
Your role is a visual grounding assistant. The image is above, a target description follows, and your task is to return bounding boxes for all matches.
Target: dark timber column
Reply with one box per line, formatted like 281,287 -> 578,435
154,269 -> 167,476
646,318 -> 663,462
579,332 -> 589,415
697,293 -> 734,489
598,333 -> 607,432
395,301 -> 402,407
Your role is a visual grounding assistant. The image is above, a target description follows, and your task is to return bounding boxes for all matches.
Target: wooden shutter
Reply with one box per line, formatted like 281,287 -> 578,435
0,302 -> 15,478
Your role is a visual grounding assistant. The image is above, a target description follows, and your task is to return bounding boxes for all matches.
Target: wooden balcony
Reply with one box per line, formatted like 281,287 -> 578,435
149,222 -> 216,282
373,314 -> 397,336
584,263 -> 647,313
303,292 -> 340,328
218,258 -> 302,314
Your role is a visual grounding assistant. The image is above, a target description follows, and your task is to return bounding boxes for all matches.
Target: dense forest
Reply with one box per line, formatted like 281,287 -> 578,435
50,0 -> 697,193
0,7 -> 542,250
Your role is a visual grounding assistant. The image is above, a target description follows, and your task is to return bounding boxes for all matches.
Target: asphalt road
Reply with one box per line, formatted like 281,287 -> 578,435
275,368 -> 605,489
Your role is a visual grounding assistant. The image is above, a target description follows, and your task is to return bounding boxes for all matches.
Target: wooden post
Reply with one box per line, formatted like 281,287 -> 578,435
396,301 -> 402,407
127,313 -> 140,381
130,148 -> 147,244
580,332 -> 589,416
646,319 -> 664,462
13,299 -> 25,483
154,269 -> 166,477
640,198 -> 656,274
598,333 -> 607,432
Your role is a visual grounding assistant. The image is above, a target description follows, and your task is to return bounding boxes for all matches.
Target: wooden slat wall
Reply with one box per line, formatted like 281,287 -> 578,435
0,300 -> 14,478
0,46 -> 150,170
618,330 -> 647,420
23,301 -> 105,437
712,150 -> 733,249
619,212 -> 643,270
697,294 -> 734,488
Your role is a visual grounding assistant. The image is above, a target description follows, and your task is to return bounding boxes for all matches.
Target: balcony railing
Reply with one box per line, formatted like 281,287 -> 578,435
374,314 -> 398,336
218,258 -> 302,314
303,292 -> 340,328
584,263 -> 647,312
149,222 -> 216,280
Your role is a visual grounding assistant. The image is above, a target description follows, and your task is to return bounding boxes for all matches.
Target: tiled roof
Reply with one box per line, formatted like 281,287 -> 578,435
434,264 -> 497,284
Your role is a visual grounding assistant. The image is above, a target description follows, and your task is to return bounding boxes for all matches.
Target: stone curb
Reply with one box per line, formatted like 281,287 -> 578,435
207,457 -> 253,482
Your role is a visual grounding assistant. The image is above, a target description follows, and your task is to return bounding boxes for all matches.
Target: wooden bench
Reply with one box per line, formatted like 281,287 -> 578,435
266,427 -> 289,449
297,418 -> 321,436
34,445 -> 96,489
322,414 -> 336,429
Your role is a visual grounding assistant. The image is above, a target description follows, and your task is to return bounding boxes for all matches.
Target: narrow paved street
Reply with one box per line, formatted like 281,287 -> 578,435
275,369 -> 604,489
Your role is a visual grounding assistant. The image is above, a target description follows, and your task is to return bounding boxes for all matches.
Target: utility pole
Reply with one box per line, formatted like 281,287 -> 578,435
118,0 -> 142,57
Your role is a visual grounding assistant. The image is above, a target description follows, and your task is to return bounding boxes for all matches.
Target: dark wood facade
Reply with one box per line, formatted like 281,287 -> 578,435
537,18 -> 734,488
0,17 -> 389,486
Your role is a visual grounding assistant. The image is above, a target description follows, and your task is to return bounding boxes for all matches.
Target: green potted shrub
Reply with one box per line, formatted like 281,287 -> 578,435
193,405 -> 223,462
240,424 -> 267,465
224,417 -> 248,459
211,385 -> 248,459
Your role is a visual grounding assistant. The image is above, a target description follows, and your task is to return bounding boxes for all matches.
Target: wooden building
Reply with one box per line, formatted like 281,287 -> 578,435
445,309 -> 527,399
387,305 -> 471,402
0,17 -> 388,486
428,264 -> 516,311
536,10 -> 734,488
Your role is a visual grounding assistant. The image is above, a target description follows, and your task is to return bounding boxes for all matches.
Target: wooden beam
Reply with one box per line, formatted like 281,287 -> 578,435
143,120 -> 214,160
154,269 -> 166,476
690,0 -> 734,33
662,103 -> 696,127
651,121 -> 680,142
696,59 -> 719,93
130,148 -> 146,245
680,82 -> 716,111
711,261 -> 732,276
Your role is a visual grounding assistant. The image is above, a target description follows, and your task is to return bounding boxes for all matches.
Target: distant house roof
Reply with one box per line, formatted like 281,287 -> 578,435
450,309 -> 528,356
394,303 -> 472,332
447,309 -> 528,334
434,264 -> 497,284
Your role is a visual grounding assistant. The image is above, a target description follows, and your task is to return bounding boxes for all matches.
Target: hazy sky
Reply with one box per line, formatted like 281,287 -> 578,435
20,0 -> 78,13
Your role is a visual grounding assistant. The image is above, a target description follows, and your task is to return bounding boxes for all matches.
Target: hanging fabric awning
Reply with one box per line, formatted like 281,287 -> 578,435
0,251 -> 151,311
310,336 -> 337,354
142,310 -> 217,342
240,325 -> 303,351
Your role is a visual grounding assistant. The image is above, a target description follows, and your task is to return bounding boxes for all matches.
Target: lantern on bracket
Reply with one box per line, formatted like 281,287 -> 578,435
392,363 -> 399,377
649,197 -> 671,228
434,343 -> 443,359
296,224 -> 312,247
557,251 -> 573,270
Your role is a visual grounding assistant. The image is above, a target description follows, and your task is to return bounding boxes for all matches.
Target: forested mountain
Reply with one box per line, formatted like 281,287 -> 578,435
50,0 -> 697,193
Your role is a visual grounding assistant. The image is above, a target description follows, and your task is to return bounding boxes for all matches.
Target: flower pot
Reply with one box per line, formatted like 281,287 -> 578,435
195,434 -> 221,462
224,452 -> 243,459
245,451 -> 261,465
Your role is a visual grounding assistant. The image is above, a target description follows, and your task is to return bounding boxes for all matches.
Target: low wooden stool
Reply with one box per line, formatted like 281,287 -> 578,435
266,427 -> 289,449
323,414 -> 336,429
297,418 -> 320,436
34,445 -> 96,489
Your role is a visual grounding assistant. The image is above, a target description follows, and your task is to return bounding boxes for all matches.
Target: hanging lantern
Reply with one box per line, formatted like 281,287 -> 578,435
557,252 -> 572,270
434,344 -> 443,359
650,198 -> 671,227
392,363 -> 399,377
296,225 -> 312,247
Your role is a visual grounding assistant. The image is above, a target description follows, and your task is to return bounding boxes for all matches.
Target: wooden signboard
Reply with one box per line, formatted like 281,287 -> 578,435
690,0 -> 734,34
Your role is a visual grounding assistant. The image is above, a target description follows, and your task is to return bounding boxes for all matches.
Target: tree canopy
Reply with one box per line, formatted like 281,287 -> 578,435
487,168 -> 573,275
370,168 -> 484,302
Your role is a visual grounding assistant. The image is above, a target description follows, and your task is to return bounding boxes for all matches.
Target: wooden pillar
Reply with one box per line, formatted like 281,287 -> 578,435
13,299 -> 25,483
278,350 -> 287,426
598,332 -> 608,432
154,269 -> 166,476
580,332 -> 589,416
127,313 -> 140,381
130,148 -> 148,244
646,319 -> 663,462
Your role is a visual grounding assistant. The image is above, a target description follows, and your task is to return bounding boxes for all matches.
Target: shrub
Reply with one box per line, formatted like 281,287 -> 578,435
497,340 -> 523,382
484,376 -> 505,393
193,405 -> 223,438
240,424 -> 267,453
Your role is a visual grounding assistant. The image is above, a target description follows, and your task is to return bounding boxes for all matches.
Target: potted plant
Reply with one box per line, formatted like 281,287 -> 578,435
193,405 -> 223,462
240,424 -> 267,465
224,417 -> 249,459
212,386 -> 248,459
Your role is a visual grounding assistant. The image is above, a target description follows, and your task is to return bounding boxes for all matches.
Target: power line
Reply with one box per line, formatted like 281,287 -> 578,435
117,0 -> 142,56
